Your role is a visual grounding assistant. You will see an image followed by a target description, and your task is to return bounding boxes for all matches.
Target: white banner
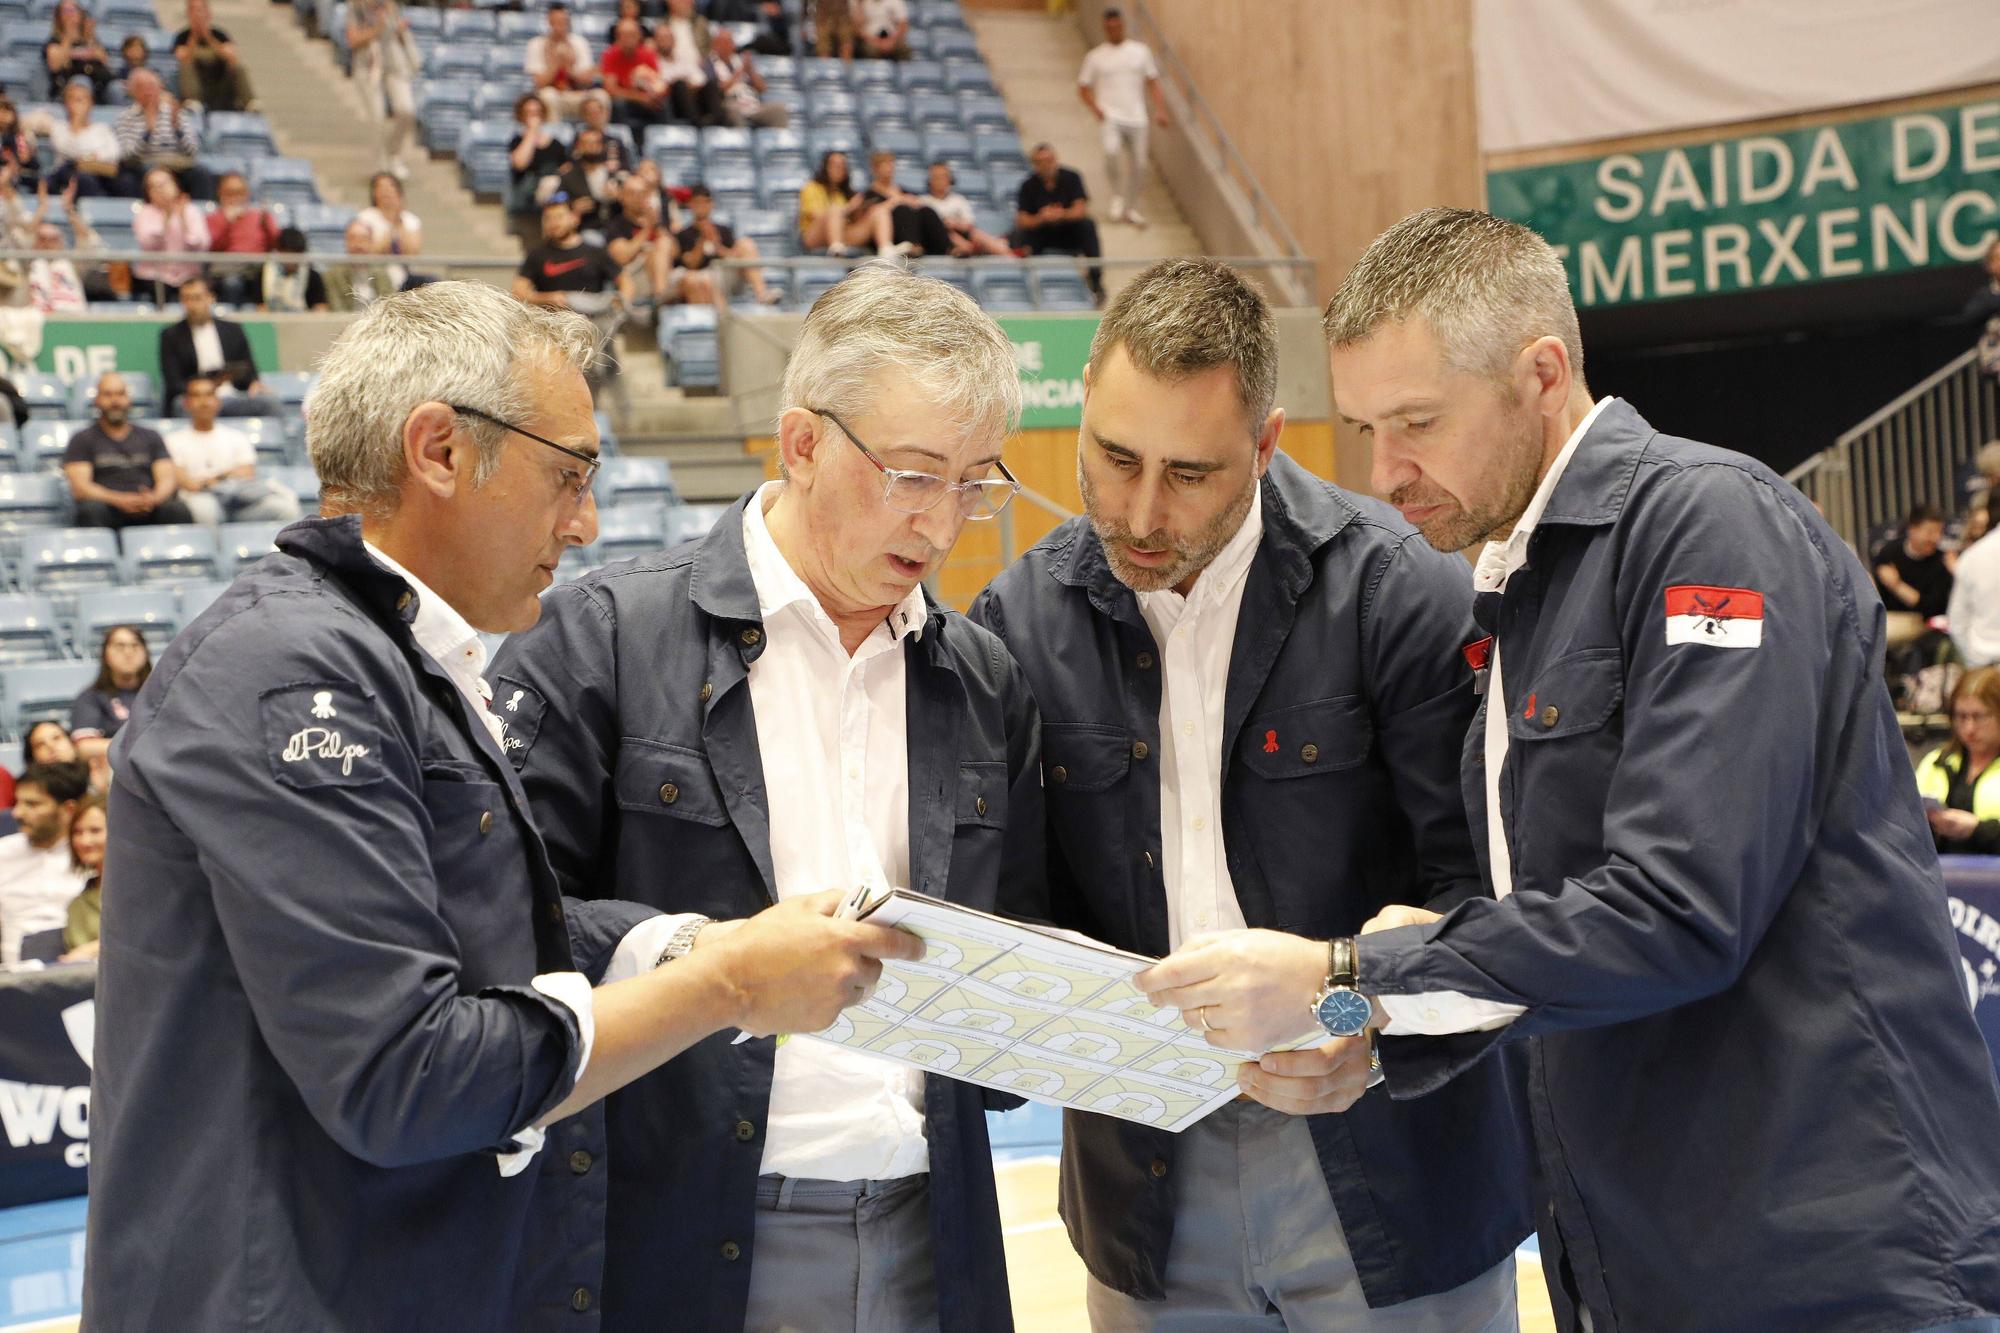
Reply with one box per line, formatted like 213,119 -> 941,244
1476,0 -> 2000,154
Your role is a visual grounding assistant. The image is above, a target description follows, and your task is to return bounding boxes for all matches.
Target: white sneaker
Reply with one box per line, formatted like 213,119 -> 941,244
1126,206 -> 1148,229
1108,196 -> 1126,223
826,241 -> 851,257
388,159 -> 410,182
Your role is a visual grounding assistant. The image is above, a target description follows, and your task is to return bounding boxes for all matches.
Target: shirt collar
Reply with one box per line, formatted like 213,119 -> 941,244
1472,396 -> 1616,594
1136,482 -> 1264,619
740,480 -> 928,644
362,540 -> 489,679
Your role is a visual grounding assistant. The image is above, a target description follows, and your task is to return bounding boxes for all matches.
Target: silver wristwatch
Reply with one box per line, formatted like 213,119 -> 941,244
653,915 -> 713,968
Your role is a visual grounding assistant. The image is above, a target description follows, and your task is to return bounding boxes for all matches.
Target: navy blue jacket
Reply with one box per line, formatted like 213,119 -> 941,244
488,496 -> 1044,1333
969,453 -> 1534,1309
1361,401 -> 2000,1332
85,516 -> 628,1333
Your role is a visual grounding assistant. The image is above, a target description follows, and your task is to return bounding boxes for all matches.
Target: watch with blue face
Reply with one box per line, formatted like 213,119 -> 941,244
1311,936 -> 1373,1039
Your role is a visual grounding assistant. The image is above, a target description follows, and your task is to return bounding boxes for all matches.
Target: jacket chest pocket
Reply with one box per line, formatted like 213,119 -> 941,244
615,739 -> 730,827
1043,723 -> 1133,794
957,760 -> 1007,829
1502,648 -> 1623,864
1238,695 -> 1374,778
421,763 -> 537,988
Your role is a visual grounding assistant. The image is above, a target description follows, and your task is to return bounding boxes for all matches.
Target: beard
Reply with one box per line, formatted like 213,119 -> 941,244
1390,410 -> 1545,553
1081,461 -> 1259,595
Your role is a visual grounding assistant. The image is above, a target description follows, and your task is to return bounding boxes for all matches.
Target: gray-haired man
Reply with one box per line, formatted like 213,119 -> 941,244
970,258 -> 1531,1330
491,265 -> 1045,1333
84,281 -> 920,1332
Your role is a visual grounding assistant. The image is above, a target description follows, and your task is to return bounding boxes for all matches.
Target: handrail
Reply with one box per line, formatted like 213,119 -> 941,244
1835,347 -> 1981,448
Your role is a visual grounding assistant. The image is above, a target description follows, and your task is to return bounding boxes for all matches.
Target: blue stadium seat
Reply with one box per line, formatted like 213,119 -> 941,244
870,125 -> 922,160
758,55 -> 798,85
921,128 -> 973,166
121,524 -> 221,586
268,466 -> 319,516
973,269 -> 1033,311
2,660 -> 96,734
0,475 -> 69,546
21,527 -> 121,595
248,157 -> 321,209
944,64 -> 997,97
14,373 -> 68,420
665,504 -> 729,545
218,520 -> 285,576
0,594 -> 67,664
909,92 -> 963,131
73,587 -> 180,656
791,260 -> 849,309
261,372 -> 315,406
418,79 -> 478,152
495,10 -> 542,40
204,111 -> 277,158
845,58 -> 898,90
703,161 -> 758,197
798,56 -> 846,89
1034,267 -> 1096,311
756,162 -> 810,209
701,125 -> 755,172
21,421 -> 73,473
596,456 -> 676,509
958,93 -> 1011,132
753,126 -> 805,162
930,29 -> 979,60
897,60 -> 946,93
592,503 -> 669,564
805,128 -> 864,162
441,8 -> 496,38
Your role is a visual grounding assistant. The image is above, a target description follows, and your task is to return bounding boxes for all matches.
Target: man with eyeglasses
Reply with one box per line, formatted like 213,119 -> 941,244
84,282 -> 925,1332
490,264 -> 1044,1333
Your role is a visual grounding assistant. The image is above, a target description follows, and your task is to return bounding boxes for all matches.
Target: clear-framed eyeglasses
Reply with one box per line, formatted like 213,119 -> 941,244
816,409 -> 1019,520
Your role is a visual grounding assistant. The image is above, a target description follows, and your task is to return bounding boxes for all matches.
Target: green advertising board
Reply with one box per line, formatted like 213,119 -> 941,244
1001,314 -> 1098,429
1487,94 -> 2000,309
33,318 -> 281,388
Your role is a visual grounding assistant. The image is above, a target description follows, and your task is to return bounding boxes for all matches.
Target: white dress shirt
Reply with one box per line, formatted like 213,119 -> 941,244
1137,487 -> 1264,952
740,482 -> 933,1182
0,832 -> 90,965
1375,397 -> 1616,1037
164,424 -> 254,487
190,319 -> 225,375
1950,529 -> 2000,667
1078,38 -> 1159,126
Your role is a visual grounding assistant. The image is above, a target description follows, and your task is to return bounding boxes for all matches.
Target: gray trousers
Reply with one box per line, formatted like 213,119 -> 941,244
743,1173 -> 939,1333
1087,1101 -> 1517,1332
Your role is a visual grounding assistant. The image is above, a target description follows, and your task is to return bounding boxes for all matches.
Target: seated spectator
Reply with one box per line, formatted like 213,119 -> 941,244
58,790 -> 105,962
132,166 -> 209,305
356,171 -> 423,289
1015,141 -> 1102,299
0,761 -> 91,964
921,160 -> 1012,256
0,176 -> 104,313
44,0 -> 112,102
73,626 -> 148,753
256,226 -> 329,312
507,93 -> 567,219
323,217 -> 387,311
173,0 -> 255,113
344,0 -> 420,181
631,156 -> 681,230
1917,666 -> 2000,852
0,99 -> 39,191
1953,491 -> 2000,668
710,28 -> 787,129
206,170 -> 279,305
1876,503 -> 1956,627
1970,238 -> 2000,380
576,91 -> 634,173
159,276 -> 281,417
705,0 -> 793,57
653,0 -> 725,127
164,375 -> 300,527
812,0 -> 854,59
604,169 -> 680,306
553,127 -> 623,227
602,18 -> 670,131
798,149 -> 868,254
517,200 -> 629,389
62,373 -> 193,530
118,35 -> 150,82
116,68 -> 212,202
47,78 -> 123,199
24,722 -> 77,768
527,2 -> 598,122
603,0 -> 658,47
858,149 -> 952,258
675,183 -> 777,304
850,0 -> 910,61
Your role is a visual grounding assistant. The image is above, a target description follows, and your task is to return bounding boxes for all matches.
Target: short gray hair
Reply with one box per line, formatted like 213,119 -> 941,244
306,281 -> 601,514
1086,258 -> 1276,435
1322,207 -> 1586,390
779,263 -> 1019,442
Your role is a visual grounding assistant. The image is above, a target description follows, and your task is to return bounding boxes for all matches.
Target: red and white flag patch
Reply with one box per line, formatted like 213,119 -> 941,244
1664,585 -> 1763,648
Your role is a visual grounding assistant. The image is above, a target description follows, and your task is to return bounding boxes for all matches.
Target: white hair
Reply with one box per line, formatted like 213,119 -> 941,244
305,281 -> 601,514
779,263 -> 1020,444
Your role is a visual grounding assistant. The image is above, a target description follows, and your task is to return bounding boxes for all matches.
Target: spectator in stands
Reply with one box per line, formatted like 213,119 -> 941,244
850,0 -> 910,61
705,0 -> 793,57
1078,6 -> 1167,228
206,170 -> 279,306
345,0 -> 420,181
858,148 -> 952,258
1014,141 -> 1102,300
1876,502 -> 1956,626
631,156 -> 682,231
1969,238 -> 2000,381
116,68 -> 211,202
0,175 -> 103,313
0,99 -> 39,191
603,0 -> 656,47
48,78 -> 123,199
710,27 -> 787,129
675,182 -> 777,305
256,227 -> 329,312
653,0 -> 725,128
507,93 -> 567,220
132,165 -> 209,305
172,0 -> 255,114
1916,666 -> 2000,853
356,171 -> 423,290
118,35 -> 150,82
812,0 -> 854,60
922,161 -> 1012,257
44,0 -> 112,102
63,374 -> 193,534
604,170 -> 680,307
527,2 -> 598,122
1952,491 -> 2000,668
0,761 -> 91,964
160,276 -> 281,417
57,790 -> 105,961
602,18 -> 670,131
323,216 -> 386,311
165,374 -> 299,528
549,126 -> 618,226
517,197 -> 631,315
73,626 -> 149,753
798,149 -> 870,254
25,722 -> 77,768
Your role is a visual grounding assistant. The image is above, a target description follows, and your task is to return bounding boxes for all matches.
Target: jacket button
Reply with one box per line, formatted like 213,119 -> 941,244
478,810 -> 494,834
1135,652 -> 1154,669
734,1119 -> 756,1142
740,627 -> 762,647
1050,765 -> 1068,784
1541,705 -> 1560,728
659,783 -> 680,804
545,902 -> 564,926
570,1287 -> 592,1313
1142,850 -> 1153,869
720,1240 -> 742,1261
1300,743 -> 1319,764
974,795 -> 988,817
1149,1157 -> 1168,1179
699,682 -> 713,702
1131,740 -> 1149,761
394,590 -> 413,613
568,1149 -> 592,1175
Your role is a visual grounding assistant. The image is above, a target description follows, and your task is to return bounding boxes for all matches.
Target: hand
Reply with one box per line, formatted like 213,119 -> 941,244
1154,108 -> 1170,128
1237,1037 -> 1373,1115
1133,928 -> 1326,1053
703,889 -> 924,1038
114,493 -> 152,514
1929,807 -> 1980,841
60,176 -> 77,209
1898,584 -> 1921,608
1359,904 -> 1441,935
58,939 -> 99,963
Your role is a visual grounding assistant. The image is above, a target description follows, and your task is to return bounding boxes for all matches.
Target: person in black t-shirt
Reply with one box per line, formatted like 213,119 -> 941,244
514,198 -> 631,362
1874,503 -> 1957,622
673,183 -> 778,305
604,170 -> 681,306
172,0 -> 255,111
61,372 -> 194,530
506,93 -> 567,218
547,126 -> 618,225
1014,142 -> 1102,300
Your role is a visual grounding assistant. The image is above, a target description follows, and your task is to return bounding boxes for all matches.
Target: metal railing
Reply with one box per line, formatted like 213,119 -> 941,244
1786,348 -> 2000,549
0,247 -> 523,282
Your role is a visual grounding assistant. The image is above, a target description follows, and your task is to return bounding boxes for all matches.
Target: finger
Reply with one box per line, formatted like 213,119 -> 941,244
1255,1045 -> 1344,1077
792,888 -> 844,916
1140,978 -> 1222,1013
851,923 -> 925,962
1238,1066 -> 1364,1116
1131,943 -> 1222,996
1359,905 -> 1428,935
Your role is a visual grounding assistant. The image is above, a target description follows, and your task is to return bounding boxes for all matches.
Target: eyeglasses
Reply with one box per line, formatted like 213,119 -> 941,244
814,410 -> 1019,520
451,404 -> 600,503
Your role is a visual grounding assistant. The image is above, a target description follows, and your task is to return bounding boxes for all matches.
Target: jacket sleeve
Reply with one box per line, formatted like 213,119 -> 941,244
1357,531 -> 1486,912
158,328 -> 187,408
1362,465 -> 1850,1094
116,608 -> 585,1166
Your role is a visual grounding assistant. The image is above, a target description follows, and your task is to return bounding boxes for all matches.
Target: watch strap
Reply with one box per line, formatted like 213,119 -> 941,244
653,914 -> 713,968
